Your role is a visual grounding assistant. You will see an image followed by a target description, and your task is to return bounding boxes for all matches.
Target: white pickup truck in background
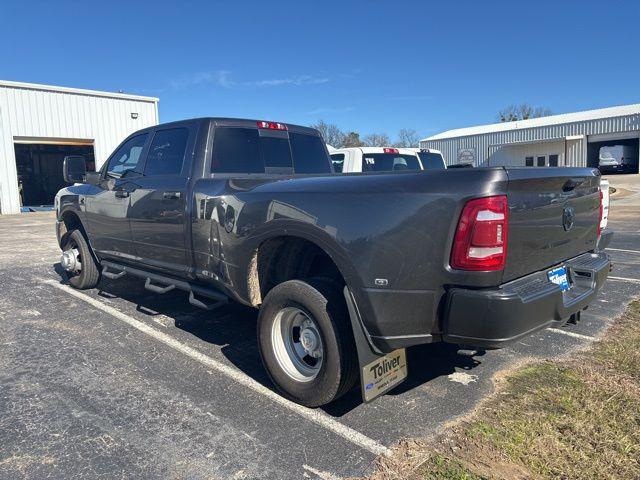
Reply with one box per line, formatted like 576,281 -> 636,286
329,147 -> 423,173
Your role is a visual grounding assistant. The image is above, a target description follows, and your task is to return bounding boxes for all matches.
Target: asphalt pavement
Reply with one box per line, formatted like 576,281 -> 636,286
1,195 -> 638,479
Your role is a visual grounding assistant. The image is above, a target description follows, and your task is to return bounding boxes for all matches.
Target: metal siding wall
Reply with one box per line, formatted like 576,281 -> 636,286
488,141 -> 566,166
0,85 -> 158,214
0,103 -> 19,214
421,114 -> 640,167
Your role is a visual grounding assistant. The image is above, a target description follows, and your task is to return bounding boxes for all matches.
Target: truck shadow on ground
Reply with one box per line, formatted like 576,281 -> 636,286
55,265 -> 484,416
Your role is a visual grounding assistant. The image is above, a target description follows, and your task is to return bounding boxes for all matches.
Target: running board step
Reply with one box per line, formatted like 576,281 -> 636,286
144,278 -> 175,294
102,265 -> 126,279
188,291 -> 225,311
101,260 -> 228,310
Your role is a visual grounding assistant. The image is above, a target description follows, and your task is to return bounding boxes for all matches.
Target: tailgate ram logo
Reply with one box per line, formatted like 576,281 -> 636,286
562,206 -> 575,231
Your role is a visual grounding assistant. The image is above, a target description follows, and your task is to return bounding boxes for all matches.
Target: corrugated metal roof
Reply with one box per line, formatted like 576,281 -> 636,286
0,79 -> 159,103
423,103 -> 640,141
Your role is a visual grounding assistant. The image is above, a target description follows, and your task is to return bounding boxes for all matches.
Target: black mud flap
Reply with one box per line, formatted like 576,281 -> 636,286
343,286 -> 408,403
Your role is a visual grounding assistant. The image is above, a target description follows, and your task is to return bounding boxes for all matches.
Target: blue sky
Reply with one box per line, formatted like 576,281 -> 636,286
2,0 -> 639,140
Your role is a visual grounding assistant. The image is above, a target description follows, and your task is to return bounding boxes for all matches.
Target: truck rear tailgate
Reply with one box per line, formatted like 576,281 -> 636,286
503,168 -> 601,282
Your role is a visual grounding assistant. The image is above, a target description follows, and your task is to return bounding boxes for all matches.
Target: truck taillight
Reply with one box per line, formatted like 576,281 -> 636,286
383,148 -> 399,154
597,189 -> 603,237
257,120 -> 288,131
451,195 -> 508,271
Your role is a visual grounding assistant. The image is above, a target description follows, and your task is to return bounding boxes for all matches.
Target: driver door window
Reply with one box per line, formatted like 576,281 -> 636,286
106,133 -> 148,178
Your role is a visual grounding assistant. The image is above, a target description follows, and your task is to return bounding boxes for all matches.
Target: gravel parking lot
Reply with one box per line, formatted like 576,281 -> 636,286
1,194 -> 639,479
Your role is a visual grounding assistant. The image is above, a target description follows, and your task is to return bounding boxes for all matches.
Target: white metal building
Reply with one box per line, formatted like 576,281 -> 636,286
0,80 -> 159,214
420,104 -> 640,173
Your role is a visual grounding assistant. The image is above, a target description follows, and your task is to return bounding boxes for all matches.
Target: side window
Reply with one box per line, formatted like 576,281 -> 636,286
212,128 -> 263,173
289,133 -> 332,174
145,128 -> 189,176
106,134 -> 148,177
525,156 -> 534,166
549,154 -> 559,167
537,156 -> 546,167
330,154 -> 345,173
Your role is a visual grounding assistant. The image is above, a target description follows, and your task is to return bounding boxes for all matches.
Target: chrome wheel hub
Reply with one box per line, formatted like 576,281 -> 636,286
271,307 -> 324,382
61,248 -> 81,272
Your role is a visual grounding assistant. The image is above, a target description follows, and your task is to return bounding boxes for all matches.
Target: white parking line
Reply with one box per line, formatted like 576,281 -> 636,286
608,275 -> 640,284
606,248 -> 640,254
302,464 -> 341,480
44,280 -> 391,458
548,328 -> 595,341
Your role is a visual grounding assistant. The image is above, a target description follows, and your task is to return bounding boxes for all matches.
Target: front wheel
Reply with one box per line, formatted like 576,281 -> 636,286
257,278 -> 358,407
60,229 -> 100,290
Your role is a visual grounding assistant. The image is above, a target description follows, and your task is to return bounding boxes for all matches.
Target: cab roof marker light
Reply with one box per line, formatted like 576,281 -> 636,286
257,121 -> 288,131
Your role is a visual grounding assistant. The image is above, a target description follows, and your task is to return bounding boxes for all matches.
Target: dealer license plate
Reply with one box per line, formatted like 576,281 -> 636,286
548,265 -> 570,292
362,348 -> 408,402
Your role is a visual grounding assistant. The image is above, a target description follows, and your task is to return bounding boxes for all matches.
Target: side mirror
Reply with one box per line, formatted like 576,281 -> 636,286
63,156 -> 87,183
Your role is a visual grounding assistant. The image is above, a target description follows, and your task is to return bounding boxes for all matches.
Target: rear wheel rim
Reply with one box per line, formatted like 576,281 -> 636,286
271,306 -> 323,382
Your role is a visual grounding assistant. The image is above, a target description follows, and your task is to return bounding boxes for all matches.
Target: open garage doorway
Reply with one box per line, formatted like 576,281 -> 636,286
587,135 -> 639,175
14,141 -> 95,210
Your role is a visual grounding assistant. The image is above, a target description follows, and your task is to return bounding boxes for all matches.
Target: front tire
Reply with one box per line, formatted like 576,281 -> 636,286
61,229 -> 100,290
257,278 -> 357,407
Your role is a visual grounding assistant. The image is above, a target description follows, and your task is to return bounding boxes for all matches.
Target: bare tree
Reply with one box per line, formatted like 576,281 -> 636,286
394,128 -> 420,148
363,133 -> 391,147
311,120 -> 346,148
498,104 -> 552,122
342,132 -> 364,147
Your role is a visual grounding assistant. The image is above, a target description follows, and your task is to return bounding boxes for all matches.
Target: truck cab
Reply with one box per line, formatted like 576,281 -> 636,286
329,147 -> 422,173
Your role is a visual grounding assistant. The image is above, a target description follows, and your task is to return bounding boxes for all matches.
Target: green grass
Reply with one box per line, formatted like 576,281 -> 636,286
417,301 -> 640,480
420,455 -> 486,480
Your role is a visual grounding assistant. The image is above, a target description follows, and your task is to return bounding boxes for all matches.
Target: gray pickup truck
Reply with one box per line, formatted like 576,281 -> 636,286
55,117 -> 611,406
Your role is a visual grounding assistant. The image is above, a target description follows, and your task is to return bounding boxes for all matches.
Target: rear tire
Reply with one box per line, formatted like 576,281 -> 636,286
61,229 -> 100,290
257,278 -> 358,407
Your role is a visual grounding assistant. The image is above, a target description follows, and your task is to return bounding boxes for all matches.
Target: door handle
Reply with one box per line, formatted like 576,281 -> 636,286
114,190 -> 130,198
163,191 -> 181,200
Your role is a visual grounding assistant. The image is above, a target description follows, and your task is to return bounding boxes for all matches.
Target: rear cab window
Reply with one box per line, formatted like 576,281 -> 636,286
289,133 -> 331,174
211,126 -> 331,175
362,154 -> 421,172
417,151 -> 446,169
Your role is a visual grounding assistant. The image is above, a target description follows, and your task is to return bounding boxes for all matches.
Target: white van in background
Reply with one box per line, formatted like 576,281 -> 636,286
599,145 -> 638,173
330,147 -> 422,173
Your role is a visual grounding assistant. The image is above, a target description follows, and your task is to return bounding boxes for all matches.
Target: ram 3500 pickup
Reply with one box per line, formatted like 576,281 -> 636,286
55,117 -> 611,406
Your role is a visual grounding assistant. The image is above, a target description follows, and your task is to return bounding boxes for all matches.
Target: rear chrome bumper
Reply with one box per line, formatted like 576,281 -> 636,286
442,251 -> 611,349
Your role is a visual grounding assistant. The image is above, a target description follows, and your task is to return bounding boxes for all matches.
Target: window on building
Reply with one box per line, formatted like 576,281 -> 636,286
107,133 -> 148,178
145,128 -> 189,176
330,153 -> 345,173
525,156 -> 534,167
549,154 -> 559,167
537,156 -> 546,167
